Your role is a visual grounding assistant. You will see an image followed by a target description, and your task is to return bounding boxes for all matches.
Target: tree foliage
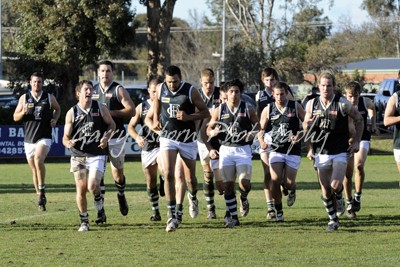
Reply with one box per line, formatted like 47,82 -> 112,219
10,0 -> 136,102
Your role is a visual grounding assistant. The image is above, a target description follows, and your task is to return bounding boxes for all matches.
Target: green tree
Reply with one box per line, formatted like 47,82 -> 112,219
11,0 -> 135,102
362,0 -> 400,56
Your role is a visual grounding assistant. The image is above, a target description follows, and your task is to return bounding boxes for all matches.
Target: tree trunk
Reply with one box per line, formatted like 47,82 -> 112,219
146,0 -> 176,81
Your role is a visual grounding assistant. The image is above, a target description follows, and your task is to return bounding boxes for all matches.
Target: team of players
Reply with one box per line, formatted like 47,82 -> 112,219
15,63 -> 384,232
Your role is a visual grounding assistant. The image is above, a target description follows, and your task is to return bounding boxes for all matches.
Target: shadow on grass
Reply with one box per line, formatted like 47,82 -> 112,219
3,214 -> 400,232
0,179 -> 398,194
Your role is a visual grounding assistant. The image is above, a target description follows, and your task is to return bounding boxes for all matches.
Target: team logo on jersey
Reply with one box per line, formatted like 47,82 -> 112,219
161,97 -> 170,103
106,93 -> 113,98
329,110 -> 337,115
167,104 -> 180,118
91,111 -> 99,116
92,93 -> 99,100
33,106 -> 42,120
286,112 -> 295,117
271,114 -> 280,120
221,114 -> 230,120
237,112 -> 246,117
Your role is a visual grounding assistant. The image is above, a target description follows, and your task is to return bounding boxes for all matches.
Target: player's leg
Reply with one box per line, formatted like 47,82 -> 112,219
353,143 -> 369,212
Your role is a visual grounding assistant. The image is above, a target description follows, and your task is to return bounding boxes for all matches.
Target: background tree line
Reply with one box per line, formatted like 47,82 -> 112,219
0,0 -> 399,111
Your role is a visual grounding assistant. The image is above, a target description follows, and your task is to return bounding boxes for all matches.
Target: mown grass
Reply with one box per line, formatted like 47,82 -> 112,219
0,154 -> 400,266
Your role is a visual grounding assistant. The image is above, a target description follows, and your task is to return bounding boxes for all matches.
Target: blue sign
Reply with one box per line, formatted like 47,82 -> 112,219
0,125 -> 65,158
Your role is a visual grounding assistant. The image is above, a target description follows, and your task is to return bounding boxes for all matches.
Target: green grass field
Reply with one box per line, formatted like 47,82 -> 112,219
0,155 -> 400,266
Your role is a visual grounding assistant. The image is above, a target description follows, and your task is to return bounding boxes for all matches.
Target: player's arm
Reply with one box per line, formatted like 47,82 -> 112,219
302,100 -> 314,131
62,108 -> 76,148
110,86 -> 135,118
346,102 -> 364,152
13,94 -> 27,122
365,98 -> 379,134
128,104 -> 145,148
247,106 -> 261,142
258,104 -> 270,150
384,93 -> 399,127
206,106 -> 221,138
50,94 -> 61,128
151,84 -> 162,132
99,104 -> 116,149
296,102 -> 305,122
179,87 -> 210,122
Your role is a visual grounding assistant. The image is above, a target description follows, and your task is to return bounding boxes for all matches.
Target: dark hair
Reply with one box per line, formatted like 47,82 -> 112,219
344,81 -> 362,95
75,80 -> 93,94
165,65 -> 182,79
98,60 -> 114,71
261,67 -> 279,80
30,72 -> 43,80
273,81 -> 291,93
223,79 -> 244,93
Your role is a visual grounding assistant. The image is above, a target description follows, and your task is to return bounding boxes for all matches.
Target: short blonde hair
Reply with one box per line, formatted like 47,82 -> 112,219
318,72 -> 336,87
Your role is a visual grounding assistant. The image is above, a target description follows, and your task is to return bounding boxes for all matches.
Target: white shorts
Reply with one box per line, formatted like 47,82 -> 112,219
160,137 -> 197,160
141,147 -> 160,168
108,136 -> 127,169
24,138 -> 52,159
70,155 -> 107,177
394,149 -> 400,163
359,140 -> 370,151
314,152 -> 349,169
197,141 -> 219,170
269,152 -> 301,170
259,132 -> 273,154
219,145 -> 252,168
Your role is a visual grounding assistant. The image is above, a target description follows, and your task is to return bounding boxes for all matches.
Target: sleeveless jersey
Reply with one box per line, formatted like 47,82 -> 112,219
159,82 -> 196,143
139,100 -> 160,151
311,95 -> 349,155
197,86 -> 221,150
199,86 -> 220,109
256,89 -> 274,117
357,96 -> 371,141
218,101 -> 254,147
69,101 -> 108,157
268,100 -> 301,155
23,91 -> 53,143
93,81 -> 126,138
393,92 -> 400,149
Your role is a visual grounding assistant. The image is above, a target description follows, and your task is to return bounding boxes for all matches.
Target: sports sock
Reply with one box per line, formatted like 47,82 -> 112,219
167,200 -> 177,220
267,200 -> 275,211
115,175 -> 126,196
321,194 -> 338,222
79,212 -> 89,223
203,172 -> 215,210
239,185 -> 251,201
224,193 -> 238,220
354,192 -> 362,202
188,190 -> 198,201
38,184 -> 46,194
147,187 -> 159,213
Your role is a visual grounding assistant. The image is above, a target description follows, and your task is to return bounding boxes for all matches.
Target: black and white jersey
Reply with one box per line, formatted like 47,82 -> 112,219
357,96 -> 371,141
139,100 -> 159,151
393,92 -> 400,149
217,101 -> 254,147
159,82 -> 197,143
23,91 -> 53,143
69,101 -> 108,157
310,95 -> 350,155
198,86 -> 220,109
268,100 -> 301,155
256,89 -> 274,117
93,81 -> 126,138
